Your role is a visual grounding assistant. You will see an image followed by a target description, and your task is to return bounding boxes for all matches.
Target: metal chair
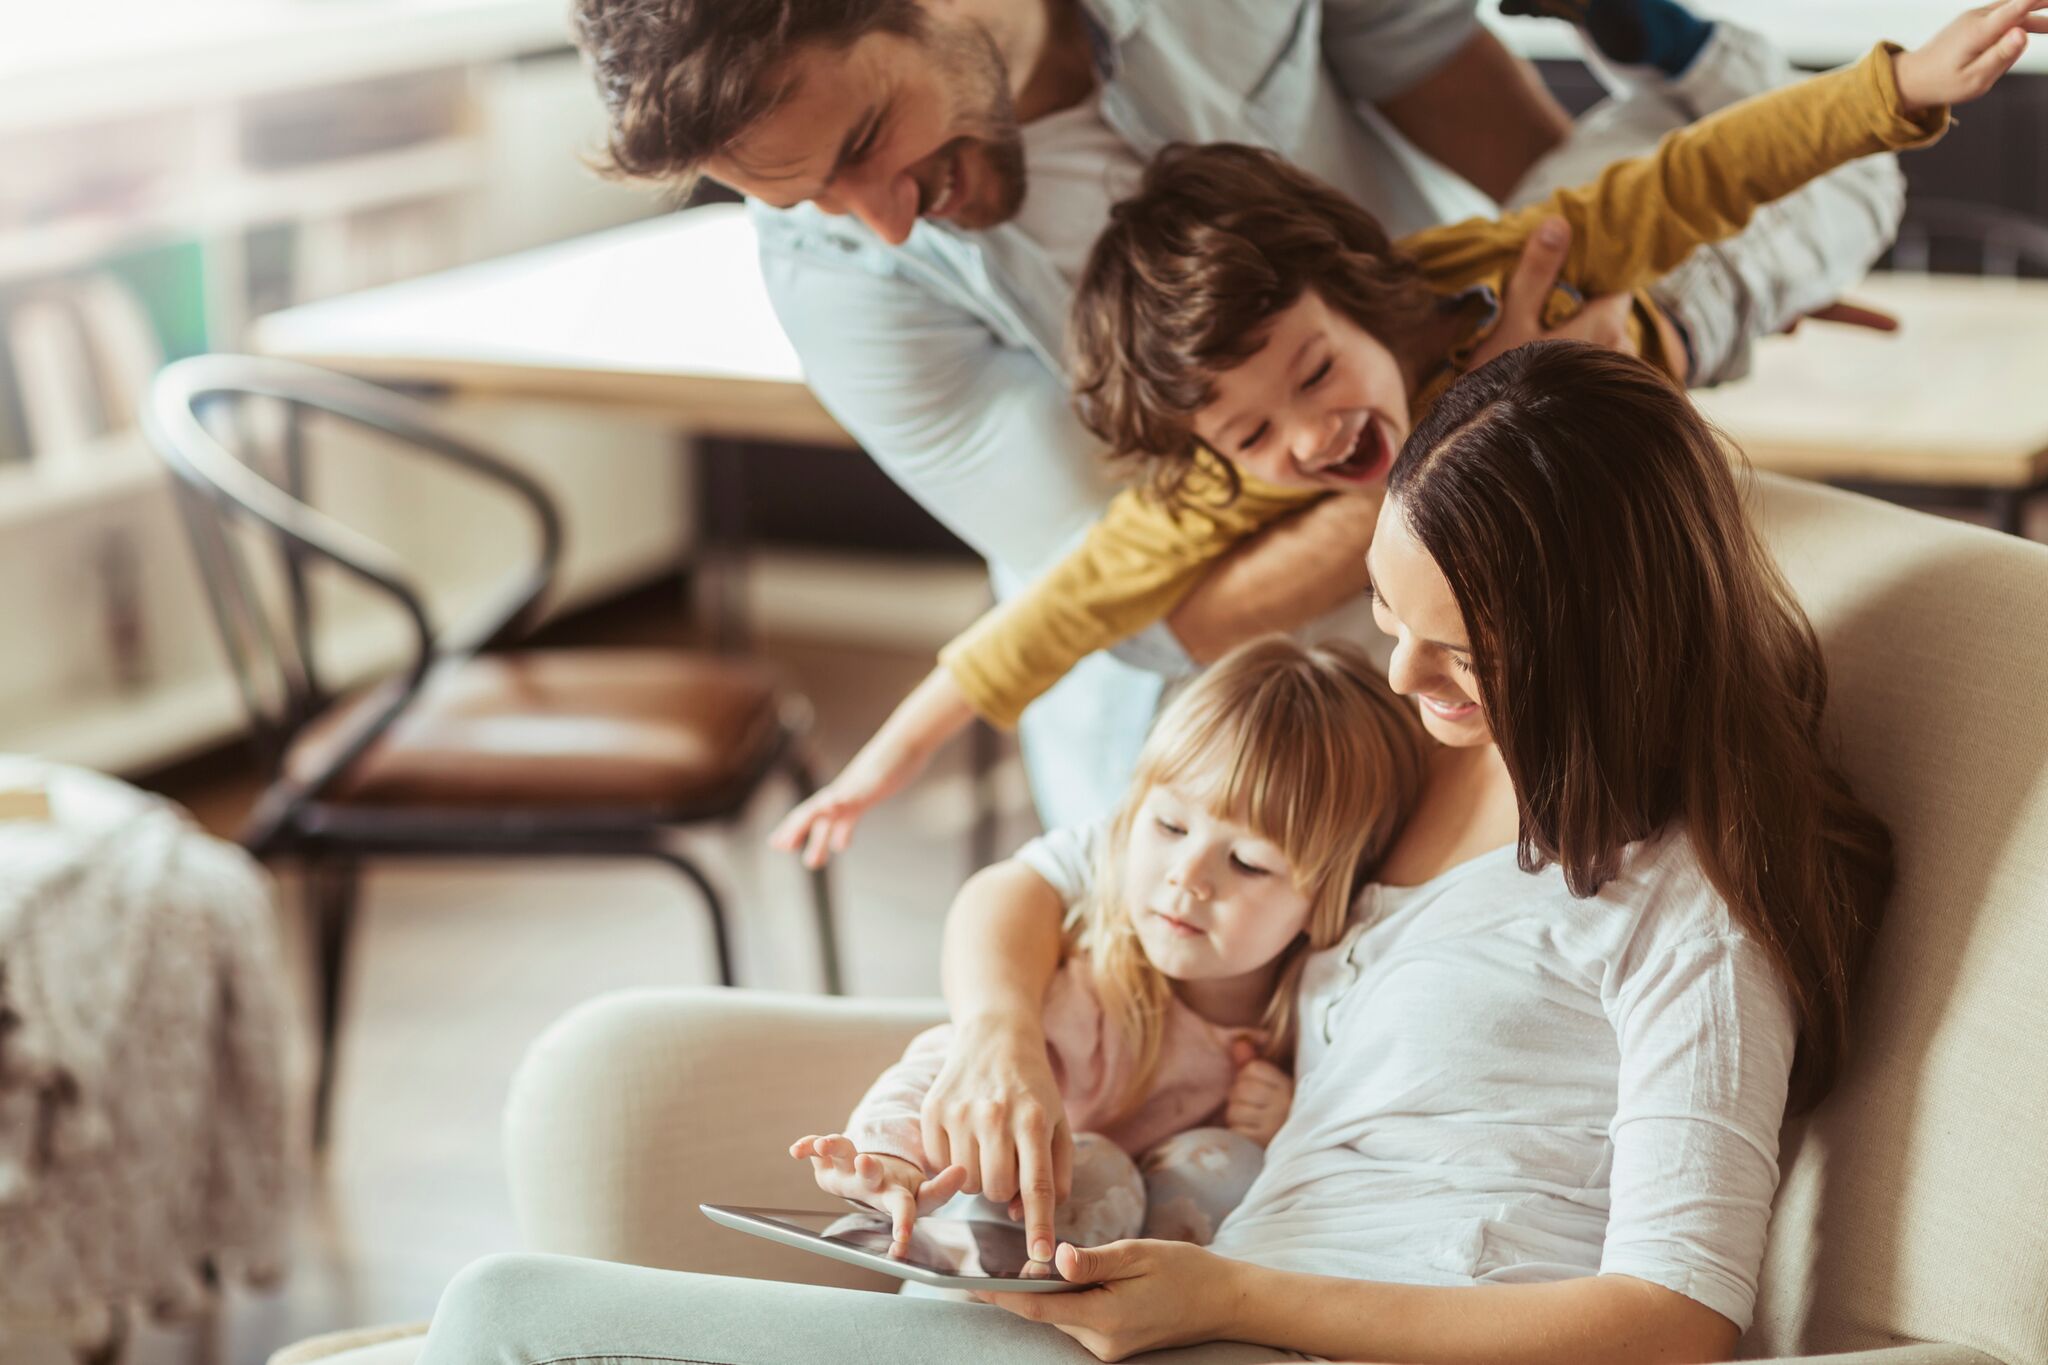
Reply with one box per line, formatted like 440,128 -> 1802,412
145,354 -> 842,1148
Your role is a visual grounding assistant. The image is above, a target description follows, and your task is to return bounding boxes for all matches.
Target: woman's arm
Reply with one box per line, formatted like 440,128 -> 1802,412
927,858 -> 1073,1263
1232,1264 -> 1736,1365
985,1242 -> 1736,1364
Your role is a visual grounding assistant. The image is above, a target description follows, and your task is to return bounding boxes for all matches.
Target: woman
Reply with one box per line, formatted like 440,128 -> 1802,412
415,341 -> 1891,1364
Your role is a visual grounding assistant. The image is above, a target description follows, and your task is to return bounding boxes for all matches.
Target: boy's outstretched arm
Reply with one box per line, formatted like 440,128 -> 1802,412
1486,1 -> 2040,299
940,459 -> 1320,729
1169,489 -> 1383,663
769,666 -> 976,868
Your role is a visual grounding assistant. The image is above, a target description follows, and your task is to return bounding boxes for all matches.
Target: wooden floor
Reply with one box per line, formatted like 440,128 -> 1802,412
115,588 -> 1037,1365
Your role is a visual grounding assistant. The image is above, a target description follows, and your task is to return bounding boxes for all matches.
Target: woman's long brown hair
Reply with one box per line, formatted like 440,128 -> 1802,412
1388,340 -> 1893,1110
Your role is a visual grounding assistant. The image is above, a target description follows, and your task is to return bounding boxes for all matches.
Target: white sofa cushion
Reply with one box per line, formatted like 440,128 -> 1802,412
1744,476 -> 2048,1361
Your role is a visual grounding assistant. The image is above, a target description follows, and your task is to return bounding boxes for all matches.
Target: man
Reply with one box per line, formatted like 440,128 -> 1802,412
576,0 -> 1638,825
574,0 -> 1897,828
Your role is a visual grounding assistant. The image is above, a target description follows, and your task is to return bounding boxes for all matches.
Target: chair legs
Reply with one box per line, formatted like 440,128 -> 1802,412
293,818 -> 826,1148
784,752 -> 845,996
646,849 -> 736,988
304,854 -> 361,1152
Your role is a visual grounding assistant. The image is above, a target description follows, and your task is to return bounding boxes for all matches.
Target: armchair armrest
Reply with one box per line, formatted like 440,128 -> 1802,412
503,987 -> 945,1290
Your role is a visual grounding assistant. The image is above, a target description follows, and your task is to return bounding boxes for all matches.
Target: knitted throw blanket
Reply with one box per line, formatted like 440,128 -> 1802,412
0,760 -> 301,1349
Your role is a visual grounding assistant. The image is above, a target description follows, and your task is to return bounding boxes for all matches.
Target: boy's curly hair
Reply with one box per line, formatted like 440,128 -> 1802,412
1069,143 -> 1438,508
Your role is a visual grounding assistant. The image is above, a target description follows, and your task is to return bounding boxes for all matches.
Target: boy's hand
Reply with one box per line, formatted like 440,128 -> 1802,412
790,1134 -> 969,1253
1223,1039 -> 1293,1148
770,666 -> 977,868
771,734 -> 926,868
1896,0 -> 2046,113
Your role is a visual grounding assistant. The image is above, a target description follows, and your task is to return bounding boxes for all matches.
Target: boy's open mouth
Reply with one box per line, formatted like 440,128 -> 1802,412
1307,415 -> 1391,486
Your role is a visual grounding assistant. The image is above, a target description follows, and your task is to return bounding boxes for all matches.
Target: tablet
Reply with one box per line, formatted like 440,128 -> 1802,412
699,1204 -> 1086,1293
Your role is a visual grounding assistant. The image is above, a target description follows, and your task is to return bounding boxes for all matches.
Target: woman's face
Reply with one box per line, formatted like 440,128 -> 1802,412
1121,782 -> 1314,983
1366,497 -> 1492,747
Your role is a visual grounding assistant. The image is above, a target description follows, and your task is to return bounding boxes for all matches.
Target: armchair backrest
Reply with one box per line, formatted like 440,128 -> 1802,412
1743,475 -> 2048,1362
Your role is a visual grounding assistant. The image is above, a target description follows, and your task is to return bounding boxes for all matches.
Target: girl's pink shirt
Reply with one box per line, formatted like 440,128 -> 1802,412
846,958 -> 1267,1169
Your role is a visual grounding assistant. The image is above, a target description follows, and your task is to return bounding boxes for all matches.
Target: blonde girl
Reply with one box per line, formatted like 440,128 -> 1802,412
791,635 -> 1427,1252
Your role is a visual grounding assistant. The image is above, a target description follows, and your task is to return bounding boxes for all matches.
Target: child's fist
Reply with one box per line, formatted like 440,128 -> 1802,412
1223,1042 -> 1294,1147
1896,0 -> 2046,112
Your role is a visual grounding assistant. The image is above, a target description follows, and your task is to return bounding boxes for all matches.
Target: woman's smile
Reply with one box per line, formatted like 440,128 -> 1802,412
1418,693 -> 1480,722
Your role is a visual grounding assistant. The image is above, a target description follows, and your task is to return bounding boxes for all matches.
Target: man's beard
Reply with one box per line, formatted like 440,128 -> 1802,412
930,21 -> 1028,228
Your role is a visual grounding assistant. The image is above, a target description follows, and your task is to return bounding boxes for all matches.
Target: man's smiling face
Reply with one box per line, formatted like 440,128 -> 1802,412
705,23 -> 1027,246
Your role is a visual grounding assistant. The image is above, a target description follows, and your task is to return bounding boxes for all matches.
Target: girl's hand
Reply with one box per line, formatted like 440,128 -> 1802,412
977,1239 -> 1245,1362
920,1012 -> 1074,1263
1895,0 -> 2047,113
788,1134 -> 968,1252
1223,1040 -> 1293,1148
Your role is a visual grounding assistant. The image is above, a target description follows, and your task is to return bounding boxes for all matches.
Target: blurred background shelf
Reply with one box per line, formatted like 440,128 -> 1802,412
0,137 -> 486,288
0,431 -> 162,526
0,3 -> 667,779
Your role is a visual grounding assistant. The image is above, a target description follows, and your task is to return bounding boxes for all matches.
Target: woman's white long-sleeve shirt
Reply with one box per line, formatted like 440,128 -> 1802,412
1015,823 -> 1797,1330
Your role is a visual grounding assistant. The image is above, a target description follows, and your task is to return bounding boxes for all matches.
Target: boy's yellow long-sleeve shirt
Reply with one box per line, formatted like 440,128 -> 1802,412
943,43 -> 1947,728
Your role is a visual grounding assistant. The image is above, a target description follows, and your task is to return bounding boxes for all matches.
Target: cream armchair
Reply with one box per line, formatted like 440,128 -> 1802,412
272,476 -> 2048,1365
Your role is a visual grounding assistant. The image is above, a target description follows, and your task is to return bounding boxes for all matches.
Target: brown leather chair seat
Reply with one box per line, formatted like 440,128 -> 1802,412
286,651 -> 787,812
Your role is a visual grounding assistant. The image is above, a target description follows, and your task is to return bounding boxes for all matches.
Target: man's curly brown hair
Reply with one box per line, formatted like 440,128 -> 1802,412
1069,143 -> 1439,509
573,0 -> 924,195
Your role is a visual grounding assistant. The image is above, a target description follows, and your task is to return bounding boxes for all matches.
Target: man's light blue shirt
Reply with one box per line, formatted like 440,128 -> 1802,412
753,0 -> 1487,827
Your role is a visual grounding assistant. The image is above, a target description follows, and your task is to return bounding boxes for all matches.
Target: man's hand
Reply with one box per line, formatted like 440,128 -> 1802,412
919,1012 -> 1074,1262
1223,1040 -> 1293,1147
789,1134 -> 968,1253
1463,217 -> 1638,375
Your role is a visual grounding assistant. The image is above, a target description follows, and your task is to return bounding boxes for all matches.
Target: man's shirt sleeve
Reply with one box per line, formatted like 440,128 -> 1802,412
760,239 -> 1115,579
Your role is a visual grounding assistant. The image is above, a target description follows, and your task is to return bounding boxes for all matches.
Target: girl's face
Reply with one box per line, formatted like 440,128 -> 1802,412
1193,290 -> 1411,494
1122,782 -> 1315,982
1367,499 -> 1493,747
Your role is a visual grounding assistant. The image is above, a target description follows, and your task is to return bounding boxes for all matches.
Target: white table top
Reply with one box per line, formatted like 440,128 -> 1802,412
1693,272 -> 2048,488
253,204 -> 849,445
257,206 -> 2048,486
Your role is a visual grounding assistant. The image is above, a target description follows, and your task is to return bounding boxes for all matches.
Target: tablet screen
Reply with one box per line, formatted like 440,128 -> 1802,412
733,1206 -> 1067,1282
